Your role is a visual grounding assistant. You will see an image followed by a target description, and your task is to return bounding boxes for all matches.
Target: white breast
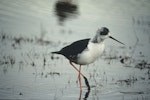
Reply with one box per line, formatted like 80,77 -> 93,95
77,42 -> 105,65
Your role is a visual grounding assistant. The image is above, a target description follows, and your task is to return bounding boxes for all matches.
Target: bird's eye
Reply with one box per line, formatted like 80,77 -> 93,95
100,31 -> 108,35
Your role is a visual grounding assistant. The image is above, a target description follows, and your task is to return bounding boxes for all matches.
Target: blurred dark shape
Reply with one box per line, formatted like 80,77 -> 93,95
43,57 -> 46,66
120,58 -> 124,64
49,72 -> 60,76
31,62 -> 35,67
135,60 -> 149,70
19,92 -> 23,95
120,91 -> 144,95
54,0 -> 79,25
116,77 -> 138,86
51,54 -> 59,60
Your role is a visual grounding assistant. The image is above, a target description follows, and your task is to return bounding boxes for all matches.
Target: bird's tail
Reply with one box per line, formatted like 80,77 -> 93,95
51,51 -> 61,54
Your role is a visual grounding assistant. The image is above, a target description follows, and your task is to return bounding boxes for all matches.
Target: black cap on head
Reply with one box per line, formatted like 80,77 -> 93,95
100,27 -> 109,35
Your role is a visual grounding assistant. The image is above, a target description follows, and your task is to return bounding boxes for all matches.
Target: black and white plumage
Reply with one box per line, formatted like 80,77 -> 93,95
52,27 -> 124,91
52,27 -> 124,65
52,38 -> 90,64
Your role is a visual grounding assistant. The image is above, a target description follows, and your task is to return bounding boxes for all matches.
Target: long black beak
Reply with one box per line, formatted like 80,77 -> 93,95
109,36 -> 125,45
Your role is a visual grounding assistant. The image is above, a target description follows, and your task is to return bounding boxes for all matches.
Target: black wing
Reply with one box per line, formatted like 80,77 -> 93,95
59,38 -> 90,62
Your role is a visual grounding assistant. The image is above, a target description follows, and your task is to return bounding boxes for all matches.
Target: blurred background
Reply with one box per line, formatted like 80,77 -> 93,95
0,0 -> 150,99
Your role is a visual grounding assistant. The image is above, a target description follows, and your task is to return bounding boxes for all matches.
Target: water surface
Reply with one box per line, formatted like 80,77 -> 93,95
0,0 -> 150,99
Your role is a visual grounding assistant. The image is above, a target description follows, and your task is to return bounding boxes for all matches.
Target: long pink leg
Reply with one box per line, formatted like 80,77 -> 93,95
69,61 -> 83,91
69,61 -> 85,77
79,65 -> 82,91
69,61 -> 90,91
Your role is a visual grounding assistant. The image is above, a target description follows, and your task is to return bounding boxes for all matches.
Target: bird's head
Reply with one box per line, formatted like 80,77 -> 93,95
94,27 -> 125,45
97,27 -> 110,40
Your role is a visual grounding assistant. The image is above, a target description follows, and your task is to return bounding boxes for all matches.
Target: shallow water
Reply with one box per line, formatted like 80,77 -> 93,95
0,0 -> 150,99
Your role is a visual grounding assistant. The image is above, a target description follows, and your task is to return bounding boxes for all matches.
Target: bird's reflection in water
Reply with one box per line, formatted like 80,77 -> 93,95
79,76 -> 91,100
79,89 -> 90,100
54,0 -> 79,25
